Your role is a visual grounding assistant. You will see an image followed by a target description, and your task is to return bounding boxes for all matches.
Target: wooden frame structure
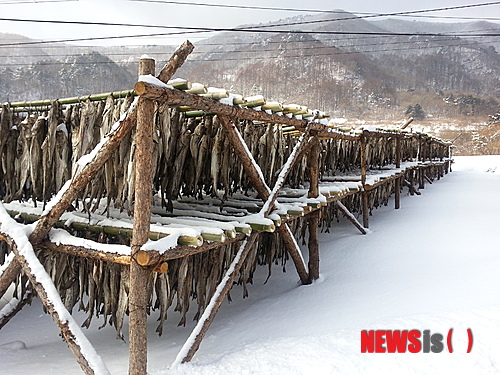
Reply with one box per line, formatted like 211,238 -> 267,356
0,42 -> 452,374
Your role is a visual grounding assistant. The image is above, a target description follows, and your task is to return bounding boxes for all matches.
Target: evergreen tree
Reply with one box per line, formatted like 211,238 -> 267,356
405,103 -> 425,120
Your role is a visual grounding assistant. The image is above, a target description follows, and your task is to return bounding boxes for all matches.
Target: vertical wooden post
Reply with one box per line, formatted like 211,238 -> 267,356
418,168 -> 425,189
449,145 -> 453,172
307,212 -> 320,282
360,131 -> 369,228
307,138 -> 320,282
417,136 -> 428,189
129,56 -> 155,375
395,137 -> 401,210
417,136 -> 422,162
395,178 -> 401,209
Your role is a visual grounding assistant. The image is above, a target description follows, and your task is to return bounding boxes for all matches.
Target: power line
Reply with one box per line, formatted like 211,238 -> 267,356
129,0 -> 500,21
0,30 -> 209,47
0,0 -> 77,4
5,26 -> 497,49
2,34 -> 493,59
0,39 -> 495,67
372,13 -> 500,21
0,2 -> 499,47
128,0 -> 499,16
249,2 -> 500,30
0,23 -> 498,48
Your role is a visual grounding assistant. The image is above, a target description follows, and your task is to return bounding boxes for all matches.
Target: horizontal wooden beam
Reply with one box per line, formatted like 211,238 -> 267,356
35,233 -> 247,264
134,82 -> 449,146
37,241 -> 133,266
135,81 -> 316,131
6,90 -> 136,109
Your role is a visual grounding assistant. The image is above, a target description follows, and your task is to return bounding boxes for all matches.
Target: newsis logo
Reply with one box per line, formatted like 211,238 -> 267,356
361,329 -> 473,354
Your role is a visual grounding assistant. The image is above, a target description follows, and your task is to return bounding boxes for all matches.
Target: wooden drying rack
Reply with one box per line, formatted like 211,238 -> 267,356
0,41 -> 452,374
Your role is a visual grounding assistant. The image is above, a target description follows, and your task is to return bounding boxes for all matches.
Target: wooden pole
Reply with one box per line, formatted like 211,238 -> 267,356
360,132 -> 369,228
449,146 -> 453,172
174,232 -> 259,365
157,40 -> 194,83
408,169 -> 416,195
419,167 -> 425,189
307,211 -> 320,282
307,138 -> 320,281
336,201 -> 367,235
395,178 -> 401,210
128,56 -> 155,375
0,258 -> 21,300
218,116 -> 310,284
135,81 -> 318,132
395,137 -> 401,210
307,138 -> 320,199
0,289 -> 33,329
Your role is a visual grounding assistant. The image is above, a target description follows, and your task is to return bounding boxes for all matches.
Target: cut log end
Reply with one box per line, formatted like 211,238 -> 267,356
134,81 -> 149,96
153,262 -> 169,274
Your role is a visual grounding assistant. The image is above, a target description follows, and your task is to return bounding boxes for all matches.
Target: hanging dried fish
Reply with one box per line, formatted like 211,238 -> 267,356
54,122 -> 71,193
12,115 -> 34,200
210,124 -> 223,196
115,266 -> 129,340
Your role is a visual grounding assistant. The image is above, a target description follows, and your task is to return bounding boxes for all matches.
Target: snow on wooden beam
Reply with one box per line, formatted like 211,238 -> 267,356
5,209 -> 204,246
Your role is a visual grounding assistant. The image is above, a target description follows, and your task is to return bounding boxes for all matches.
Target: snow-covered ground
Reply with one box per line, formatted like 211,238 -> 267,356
1,155 -> 499,375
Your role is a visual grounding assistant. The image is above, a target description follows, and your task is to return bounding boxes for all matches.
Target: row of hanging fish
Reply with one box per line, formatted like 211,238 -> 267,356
0,96 -> 438,214
17,236 -> 263,337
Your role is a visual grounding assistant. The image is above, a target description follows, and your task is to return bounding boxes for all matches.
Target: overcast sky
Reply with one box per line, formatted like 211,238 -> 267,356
0,0 -> 499,46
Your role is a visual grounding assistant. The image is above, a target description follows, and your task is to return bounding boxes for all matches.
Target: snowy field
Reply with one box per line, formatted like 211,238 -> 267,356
1,155 -> 499,375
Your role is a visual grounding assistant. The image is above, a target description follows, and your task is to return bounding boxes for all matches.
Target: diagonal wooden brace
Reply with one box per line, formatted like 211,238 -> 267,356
260,123 -> 316,216
218,116 -> 310,284
336,201 -> 367,235
0,254 -> 21,301
0,288 -> 34,330
0,223 -> 110,374
173,232 -> 259,365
